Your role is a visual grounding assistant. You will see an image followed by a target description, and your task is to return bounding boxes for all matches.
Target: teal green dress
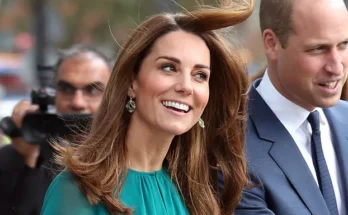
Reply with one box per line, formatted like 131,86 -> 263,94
41,168 -> 190,215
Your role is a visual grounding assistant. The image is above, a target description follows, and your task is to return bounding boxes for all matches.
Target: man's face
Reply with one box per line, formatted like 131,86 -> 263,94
55,55 -> 110,114
270,0 -> 348,110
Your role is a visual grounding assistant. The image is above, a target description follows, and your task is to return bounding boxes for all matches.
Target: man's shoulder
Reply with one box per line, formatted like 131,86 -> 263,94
332,100 -> 348,110
326,100 -> 348,120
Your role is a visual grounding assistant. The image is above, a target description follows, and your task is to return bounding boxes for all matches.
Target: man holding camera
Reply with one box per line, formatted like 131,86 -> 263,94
0,44 -> 112,215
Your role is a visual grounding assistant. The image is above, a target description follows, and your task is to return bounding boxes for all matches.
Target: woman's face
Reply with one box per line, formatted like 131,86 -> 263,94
130,30 -> 210,136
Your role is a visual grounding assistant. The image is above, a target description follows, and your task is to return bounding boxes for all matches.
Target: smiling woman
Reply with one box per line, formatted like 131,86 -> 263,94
41,1 -> 254,215
129,30 -> 211,137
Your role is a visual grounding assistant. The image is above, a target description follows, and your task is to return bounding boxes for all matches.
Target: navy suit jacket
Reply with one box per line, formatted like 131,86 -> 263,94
228,79 -> 348,215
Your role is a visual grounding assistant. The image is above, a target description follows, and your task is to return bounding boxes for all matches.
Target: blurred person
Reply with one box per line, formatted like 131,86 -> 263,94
0,131 -> 11,146
0,44 -> 112,215
41,1 -> 254,215
0,133 -> 11,146
0,86 -> 10,146
231,0 -> 348,214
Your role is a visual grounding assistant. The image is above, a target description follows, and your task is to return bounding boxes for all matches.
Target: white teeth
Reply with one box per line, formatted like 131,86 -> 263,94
180,104 -> 184,110
323,82 -> 337,89
162,101 -> 189,112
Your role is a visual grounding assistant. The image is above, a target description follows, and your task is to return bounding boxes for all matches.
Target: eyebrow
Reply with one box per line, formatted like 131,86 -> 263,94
156,56 -> 210,70
56,80 -> 106,89
304,38 -> 348,48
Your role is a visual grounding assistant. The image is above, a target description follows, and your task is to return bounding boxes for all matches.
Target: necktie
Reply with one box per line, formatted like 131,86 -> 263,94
308,110 -> 338,215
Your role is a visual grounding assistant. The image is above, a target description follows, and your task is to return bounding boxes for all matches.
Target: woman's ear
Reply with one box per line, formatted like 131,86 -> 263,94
128,77 -> 137,98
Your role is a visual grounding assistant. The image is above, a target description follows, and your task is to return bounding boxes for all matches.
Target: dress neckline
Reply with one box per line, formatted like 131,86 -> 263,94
127,167 -> 165,176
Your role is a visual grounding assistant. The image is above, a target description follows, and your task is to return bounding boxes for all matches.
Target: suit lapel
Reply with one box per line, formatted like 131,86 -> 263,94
324,105 -> 348,202
249,82 -> 329,214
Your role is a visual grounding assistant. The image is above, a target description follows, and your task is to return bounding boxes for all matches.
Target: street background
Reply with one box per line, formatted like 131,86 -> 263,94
0,0 -> 265,119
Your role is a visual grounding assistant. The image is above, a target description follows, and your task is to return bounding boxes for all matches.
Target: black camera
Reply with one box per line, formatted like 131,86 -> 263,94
0,88 -> 92,144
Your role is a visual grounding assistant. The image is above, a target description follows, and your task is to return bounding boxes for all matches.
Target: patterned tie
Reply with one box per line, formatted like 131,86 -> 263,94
308,111 -> 339,215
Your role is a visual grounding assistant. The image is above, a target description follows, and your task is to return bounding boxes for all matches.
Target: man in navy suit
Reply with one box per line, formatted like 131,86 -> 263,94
232,0 -> 348,214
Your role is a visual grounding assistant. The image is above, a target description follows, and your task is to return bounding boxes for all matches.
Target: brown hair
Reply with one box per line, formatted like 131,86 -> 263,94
55,0 -> 254,214
259,0 -> 294,48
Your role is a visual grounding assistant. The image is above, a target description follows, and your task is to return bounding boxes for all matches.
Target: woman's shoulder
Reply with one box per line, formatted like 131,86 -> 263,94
41,171 -> 102,215
47,170 -> 79,194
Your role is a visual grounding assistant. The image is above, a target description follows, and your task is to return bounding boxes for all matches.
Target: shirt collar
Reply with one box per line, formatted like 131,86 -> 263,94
256,69 -> 317,133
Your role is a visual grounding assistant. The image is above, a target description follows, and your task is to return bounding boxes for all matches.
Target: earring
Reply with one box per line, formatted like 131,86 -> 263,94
198,118 -> 205,128
126,97 -> 136,113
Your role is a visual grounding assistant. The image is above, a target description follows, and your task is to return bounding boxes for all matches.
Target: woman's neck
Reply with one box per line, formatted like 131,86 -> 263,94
126,117 -> 174,172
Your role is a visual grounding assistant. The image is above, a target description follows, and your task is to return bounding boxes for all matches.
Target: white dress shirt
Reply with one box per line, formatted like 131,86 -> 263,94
256,70 -> 346,215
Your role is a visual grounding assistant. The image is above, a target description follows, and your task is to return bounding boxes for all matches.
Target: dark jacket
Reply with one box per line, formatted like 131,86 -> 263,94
227,79 -> 348,215
0,144 -> 58,215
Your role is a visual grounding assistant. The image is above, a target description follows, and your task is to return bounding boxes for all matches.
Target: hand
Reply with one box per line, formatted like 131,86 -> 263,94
11,100 -> 40,168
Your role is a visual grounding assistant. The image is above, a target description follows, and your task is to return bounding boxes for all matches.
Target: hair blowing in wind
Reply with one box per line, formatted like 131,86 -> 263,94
54,0 -> 254,215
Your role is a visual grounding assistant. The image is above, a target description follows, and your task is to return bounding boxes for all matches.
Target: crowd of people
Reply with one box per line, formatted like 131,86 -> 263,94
0,0 -> 348,214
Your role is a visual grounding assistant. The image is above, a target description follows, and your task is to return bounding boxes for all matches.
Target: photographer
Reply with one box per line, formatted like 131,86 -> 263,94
0,44 -> 111,215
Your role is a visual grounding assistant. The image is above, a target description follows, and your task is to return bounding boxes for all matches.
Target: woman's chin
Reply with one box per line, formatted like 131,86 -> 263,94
163,124 -> 192,136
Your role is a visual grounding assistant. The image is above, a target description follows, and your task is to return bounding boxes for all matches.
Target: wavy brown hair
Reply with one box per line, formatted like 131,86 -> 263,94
55,0 -> 254,214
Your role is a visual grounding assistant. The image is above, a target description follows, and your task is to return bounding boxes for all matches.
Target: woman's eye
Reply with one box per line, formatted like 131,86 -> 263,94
162,64 -> 175,72
195,72 -> 208,81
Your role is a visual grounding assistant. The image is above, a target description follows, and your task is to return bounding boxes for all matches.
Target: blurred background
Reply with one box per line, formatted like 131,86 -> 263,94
0,0 -> 265,119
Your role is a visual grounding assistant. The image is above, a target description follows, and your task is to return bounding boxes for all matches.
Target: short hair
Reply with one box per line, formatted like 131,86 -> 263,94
54,44 -> 113,74
259,0 -> 294,48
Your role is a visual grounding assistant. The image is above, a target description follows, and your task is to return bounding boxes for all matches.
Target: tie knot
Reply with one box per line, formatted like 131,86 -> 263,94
308,110 -> 320,133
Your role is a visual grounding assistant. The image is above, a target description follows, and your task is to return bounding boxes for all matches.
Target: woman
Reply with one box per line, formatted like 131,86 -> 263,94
41,0 -> 254,214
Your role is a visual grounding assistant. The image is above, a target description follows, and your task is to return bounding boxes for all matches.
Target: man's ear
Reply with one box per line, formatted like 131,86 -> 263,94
263,29 -> 280,61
